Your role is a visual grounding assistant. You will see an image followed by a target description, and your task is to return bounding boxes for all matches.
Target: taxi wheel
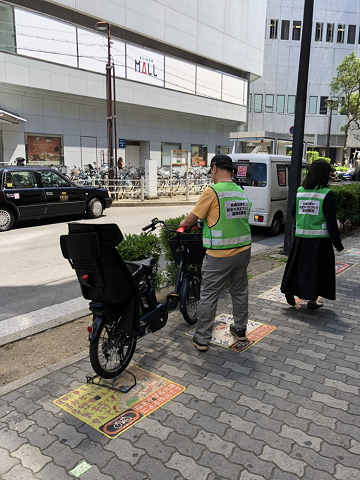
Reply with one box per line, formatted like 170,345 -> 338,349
0,207 -> 15,232
87,197 -> 103,218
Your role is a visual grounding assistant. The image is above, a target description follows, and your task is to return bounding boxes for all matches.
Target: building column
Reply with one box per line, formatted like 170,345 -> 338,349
145,141 -> 160,198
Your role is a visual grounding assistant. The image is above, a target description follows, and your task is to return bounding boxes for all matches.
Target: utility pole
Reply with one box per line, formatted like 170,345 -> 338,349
95,21 -> 117,179
283,0 -> 314,254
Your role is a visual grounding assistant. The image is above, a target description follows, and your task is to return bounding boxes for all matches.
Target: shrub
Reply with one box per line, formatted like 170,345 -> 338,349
116,233 -> 162,287
331,183 -> 360,224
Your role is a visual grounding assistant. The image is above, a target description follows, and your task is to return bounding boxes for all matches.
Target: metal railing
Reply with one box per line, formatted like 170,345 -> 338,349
80,177 -> 209,200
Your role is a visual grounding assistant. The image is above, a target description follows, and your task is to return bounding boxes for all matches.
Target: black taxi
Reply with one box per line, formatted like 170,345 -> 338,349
0,166 -> 112,231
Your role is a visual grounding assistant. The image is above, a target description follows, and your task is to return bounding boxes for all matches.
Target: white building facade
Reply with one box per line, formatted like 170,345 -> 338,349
248,0 -> 360,163
0,0 -> 266,185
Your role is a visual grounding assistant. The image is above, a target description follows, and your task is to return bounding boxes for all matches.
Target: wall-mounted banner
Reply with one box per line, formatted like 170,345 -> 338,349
126,44 -> 164,87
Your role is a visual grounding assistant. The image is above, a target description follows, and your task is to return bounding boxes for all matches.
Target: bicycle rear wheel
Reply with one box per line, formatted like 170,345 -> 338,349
180,275 -> 200,325
89,317 -> 137,379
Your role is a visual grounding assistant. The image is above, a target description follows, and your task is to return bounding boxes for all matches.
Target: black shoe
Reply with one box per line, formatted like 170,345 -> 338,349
307,301 -> 323,310
192,338 -> 209,352
285,294 -> 296,307
229,325 -> 247,341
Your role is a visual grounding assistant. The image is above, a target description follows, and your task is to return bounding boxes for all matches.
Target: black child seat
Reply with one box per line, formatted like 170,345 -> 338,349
60,223 -> 135,305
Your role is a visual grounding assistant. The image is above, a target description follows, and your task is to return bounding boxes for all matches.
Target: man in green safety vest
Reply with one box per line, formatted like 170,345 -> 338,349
179,155 -> 252,351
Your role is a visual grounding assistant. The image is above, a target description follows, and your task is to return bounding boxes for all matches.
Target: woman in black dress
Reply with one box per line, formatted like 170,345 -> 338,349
281,160 -> 344,309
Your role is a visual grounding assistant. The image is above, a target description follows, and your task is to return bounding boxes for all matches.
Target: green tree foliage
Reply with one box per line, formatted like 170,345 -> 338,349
330,52 -> 360,163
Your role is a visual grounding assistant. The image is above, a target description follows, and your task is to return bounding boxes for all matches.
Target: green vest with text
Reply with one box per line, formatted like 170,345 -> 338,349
203,182 -> 251,249
295,186 -> 330,238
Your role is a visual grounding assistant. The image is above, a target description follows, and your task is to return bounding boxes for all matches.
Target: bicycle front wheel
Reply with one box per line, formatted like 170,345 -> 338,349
89,317 -> 137,379
180,275 -> 200,325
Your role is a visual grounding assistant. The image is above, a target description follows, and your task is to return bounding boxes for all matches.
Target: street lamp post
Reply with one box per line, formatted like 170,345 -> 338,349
95,21 -> 117,179
326,98 -> 337,159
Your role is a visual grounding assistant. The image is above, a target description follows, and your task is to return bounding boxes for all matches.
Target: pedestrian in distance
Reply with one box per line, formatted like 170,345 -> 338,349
281,159 -> 344,309
179,155 -> 252,352
16,156 -> 25,166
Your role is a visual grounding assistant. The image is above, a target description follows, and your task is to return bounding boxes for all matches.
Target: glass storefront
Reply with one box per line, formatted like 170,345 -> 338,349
25,134 -> 63,165
161,143 -> 181,167
191,145 -> 208,167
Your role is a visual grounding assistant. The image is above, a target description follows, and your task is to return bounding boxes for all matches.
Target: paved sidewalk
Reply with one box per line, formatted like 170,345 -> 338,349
1,234 -> 360,479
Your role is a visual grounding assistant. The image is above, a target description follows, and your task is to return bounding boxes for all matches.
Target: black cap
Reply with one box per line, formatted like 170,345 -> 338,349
208,155 -> 234,174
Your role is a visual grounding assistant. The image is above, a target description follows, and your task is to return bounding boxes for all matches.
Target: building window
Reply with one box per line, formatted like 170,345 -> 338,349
315,23 -> 323,41
248,93 -> 252,112
326,23 -> 334,42
276,95 -> 285,113
161,143 -> 181,167
269,19 -> 278,39
281,20 -> 290,40
191,145 -> 208,167
292,21 -> 301,41
216,145 -> 231,155
308,96 -> 318,114
0,3 -> 16,53
265,95 -> 274,112
348,25 -> 356,44
320,96 -> 328,115
254,94 -> 263,113
288,95 -> 296,114
25,135 -> 63,165
337,24 -> 345,43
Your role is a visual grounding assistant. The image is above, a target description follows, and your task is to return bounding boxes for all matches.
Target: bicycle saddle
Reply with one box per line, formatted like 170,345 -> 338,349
125,257 -> 156,270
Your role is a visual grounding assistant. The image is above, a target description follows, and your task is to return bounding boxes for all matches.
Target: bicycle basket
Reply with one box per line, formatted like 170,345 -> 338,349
169,233 -> 205,266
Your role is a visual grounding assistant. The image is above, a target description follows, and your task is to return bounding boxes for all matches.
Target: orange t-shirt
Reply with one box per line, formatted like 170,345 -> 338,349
192,185 -> 251,258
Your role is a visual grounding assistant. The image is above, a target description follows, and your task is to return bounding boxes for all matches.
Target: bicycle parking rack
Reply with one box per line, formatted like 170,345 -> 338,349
85,370 -> 137,394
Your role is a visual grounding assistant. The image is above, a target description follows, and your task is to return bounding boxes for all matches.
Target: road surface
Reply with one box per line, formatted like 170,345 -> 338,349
0,206 -> 284,322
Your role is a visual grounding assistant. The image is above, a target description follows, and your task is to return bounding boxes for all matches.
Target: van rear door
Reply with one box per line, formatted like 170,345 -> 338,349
234,159 -> 269,216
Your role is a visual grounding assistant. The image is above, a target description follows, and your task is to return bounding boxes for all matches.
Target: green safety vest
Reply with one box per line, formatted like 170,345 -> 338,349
295,186 -> 330,238
203,182 -> 251,249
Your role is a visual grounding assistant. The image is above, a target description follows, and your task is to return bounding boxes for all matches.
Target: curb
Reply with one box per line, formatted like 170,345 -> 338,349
111,200 -> 198,207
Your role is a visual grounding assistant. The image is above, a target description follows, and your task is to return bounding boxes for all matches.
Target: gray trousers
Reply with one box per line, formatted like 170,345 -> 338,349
193,248 -> 250,345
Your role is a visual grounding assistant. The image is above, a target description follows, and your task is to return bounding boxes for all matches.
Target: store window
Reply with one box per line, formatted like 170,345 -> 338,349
161,143 -> 181,167
276,95 -> 285,113
265,95 -> 274,113
222,74 -> 246,105
320,96 -> 328,115
254,94 -> 263,113
308,96 -> 318,114
326,23 -> 334,42
216,146 -> 231,155
191,145 -> 208,167
0,3 -> 16,53
315,23 -> 323,41
281,20 -> 290,40
337,24 -> 345,43
196,66 -> 221,100
292,21 -> 301,41
269,19 -> 278,39
348,25 -> 356,44
288,95 -> 296,114
26,135 -> 63,165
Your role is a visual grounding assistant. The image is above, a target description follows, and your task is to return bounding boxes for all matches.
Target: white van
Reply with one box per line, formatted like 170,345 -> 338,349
229,153 -> 292,235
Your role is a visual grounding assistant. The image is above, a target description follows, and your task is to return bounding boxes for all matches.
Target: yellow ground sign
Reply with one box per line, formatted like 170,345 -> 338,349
187,314 -> 276,353
54,364 -> 185,439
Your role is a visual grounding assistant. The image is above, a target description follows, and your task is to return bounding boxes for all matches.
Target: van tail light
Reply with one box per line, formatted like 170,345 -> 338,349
254,215 -> 264,222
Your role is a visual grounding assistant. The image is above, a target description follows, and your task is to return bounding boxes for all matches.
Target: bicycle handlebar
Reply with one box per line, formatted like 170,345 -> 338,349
142,218 -> 193,234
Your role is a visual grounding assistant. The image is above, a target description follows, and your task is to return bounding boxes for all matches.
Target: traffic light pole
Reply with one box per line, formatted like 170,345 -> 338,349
283,0 -> 314,255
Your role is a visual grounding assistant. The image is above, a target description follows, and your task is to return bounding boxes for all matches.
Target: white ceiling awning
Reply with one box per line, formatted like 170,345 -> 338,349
0,108 -> 27,125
